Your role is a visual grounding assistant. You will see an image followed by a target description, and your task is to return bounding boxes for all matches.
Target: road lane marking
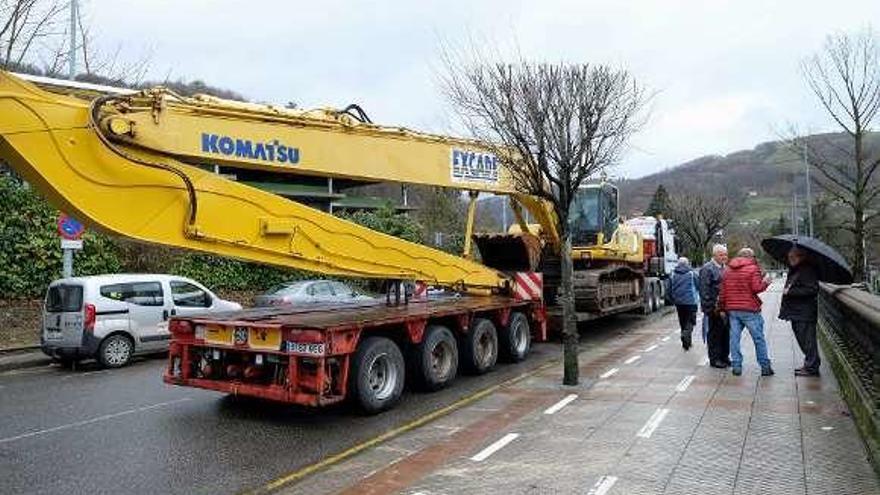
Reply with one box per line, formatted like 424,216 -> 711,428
247,359 -> 560,494
624,355 -> 641,365
599,367 -> 619,379
636,408 -> 670,438
661,336 -> 670,342
470,433 -> 519,461
0,398 -> 192,444
675,375 -> 696,392
700,357 -> 710,366
587,475 -> 618,495
543,394 -> 578,415
644,344 -> 658,353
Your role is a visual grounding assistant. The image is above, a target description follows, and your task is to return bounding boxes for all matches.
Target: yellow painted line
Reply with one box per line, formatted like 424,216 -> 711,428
244,358 -> 558,495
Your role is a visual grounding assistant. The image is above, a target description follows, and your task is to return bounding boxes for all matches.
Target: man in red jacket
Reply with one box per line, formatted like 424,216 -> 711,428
718,248 -> 774,376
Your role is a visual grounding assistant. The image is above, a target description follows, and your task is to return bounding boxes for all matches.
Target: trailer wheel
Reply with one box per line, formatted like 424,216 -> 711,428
499,312 -> 531,362
350,337 -> 405,414
461,318 -> 498,374
643,284 -> 654,315
412,325 -> 458,391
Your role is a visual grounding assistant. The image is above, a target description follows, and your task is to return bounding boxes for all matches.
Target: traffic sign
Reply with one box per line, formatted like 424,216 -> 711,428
57,214 -> 85,240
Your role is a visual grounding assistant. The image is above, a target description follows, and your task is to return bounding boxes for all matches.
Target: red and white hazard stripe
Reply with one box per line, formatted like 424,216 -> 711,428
514,272 -> 543,301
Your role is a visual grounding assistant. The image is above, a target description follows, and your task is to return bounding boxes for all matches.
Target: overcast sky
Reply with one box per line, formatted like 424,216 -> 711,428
85,0 -> 879,179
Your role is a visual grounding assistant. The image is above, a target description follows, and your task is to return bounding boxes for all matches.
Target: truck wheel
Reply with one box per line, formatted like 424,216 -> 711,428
412,325 -> 458,391
499,312 -> 531,362
350,337 -> 405,414
98,334 -> 133,368
643,285 -> 654,315
461,318 -> 498,374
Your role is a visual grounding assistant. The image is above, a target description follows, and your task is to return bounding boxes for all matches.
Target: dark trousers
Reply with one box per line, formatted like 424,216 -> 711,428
676,305 -> 697,342
791,320 -> 820,372
706,312 -> 730,364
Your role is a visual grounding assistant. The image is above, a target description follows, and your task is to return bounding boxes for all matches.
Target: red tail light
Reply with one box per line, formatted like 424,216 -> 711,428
83,303 -> 96,332
169,319 -> 193,334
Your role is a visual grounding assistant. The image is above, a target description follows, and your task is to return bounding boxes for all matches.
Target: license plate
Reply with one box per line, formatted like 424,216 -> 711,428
249,328 -> 281,350
204,325 -> 232,345
46,328 -> 62,340
286,341 -> 325,356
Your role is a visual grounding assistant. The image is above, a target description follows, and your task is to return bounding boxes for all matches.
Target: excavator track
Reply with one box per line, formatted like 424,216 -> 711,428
572,265 -> 643,314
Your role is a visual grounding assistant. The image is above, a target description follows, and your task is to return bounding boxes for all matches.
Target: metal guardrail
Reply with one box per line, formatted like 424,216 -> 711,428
818,282 -> 880,476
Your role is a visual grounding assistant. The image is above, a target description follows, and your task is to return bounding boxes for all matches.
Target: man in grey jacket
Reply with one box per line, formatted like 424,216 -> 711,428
700,244 -> 730,368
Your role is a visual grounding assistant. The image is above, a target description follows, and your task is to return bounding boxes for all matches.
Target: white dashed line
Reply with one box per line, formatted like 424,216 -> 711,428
624,355 -> 641,365
675,375 -> 696,392
644,344 -> 658,353
636,408 -> 670,438
599,368 -> 619,379
543,394 -> 578,415
470,433 -> 520,461
587,475 -> 619,495
0,398 -> 192,444
821,426 -> 835,431
661,336 -> 670,342
699,357 -> 710,366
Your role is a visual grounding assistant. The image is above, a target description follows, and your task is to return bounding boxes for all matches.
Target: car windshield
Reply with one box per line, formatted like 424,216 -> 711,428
267,281 -> 310,296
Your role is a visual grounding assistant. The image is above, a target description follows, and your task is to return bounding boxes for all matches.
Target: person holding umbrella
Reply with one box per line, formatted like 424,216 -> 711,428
779,247 -> 821,376
762,235 -> 854,377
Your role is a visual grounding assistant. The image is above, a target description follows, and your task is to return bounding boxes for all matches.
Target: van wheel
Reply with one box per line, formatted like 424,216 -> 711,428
411,325 -> 458,391
461,318 -> 498,374
499,312 -> 531,363
98,334 -> 133,368
350,337 -> 405,414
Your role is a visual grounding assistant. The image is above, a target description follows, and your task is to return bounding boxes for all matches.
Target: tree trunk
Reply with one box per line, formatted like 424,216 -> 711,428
560,234 -> 579,385
853,207 -> 866,282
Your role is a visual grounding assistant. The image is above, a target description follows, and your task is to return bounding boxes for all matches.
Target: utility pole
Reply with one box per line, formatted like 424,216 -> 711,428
792,192 -> 799,236
68,0 -> 77,80
803,139 -> 814,237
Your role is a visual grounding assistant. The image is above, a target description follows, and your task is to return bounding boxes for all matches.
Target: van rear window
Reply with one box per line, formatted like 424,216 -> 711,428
46,285 -> 84,312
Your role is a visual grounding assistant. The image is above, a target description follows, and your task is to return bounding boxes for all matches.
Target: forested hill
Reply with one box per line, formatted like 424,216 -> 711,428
617,132 -> 878,228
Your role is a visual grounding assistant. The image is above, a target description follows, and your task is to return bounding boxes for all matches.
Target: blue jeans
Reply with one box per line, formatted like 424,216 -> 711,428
729,310 -> 771,369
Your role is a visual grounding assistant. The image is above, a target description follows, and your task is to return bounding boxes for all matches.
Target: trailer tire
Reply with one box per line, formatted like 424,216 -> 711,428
643,284 -> 654,315
411,325 -> 458,391
499,312 -> 531,363
461,318 -> 498,374
350,337 -> 405,414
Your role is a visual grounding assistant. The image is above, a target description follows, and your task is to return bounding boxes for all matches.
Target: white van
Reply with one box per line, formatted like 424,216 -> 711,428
41,274 -> 241,368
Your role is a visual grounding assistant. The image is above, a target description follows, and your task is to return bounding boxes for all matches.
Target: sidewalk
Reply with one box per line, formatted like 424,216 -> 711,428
276,284 -> 880,495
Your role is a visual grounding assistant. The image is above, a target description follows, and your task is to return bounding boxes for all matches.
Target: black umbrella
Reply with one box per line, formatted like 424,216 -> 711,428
761,234 -> 853,284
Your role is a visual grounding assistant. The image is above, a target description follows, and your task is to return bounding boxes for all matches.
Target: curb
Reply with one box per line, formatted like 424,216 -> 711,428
0,349 -> 52,373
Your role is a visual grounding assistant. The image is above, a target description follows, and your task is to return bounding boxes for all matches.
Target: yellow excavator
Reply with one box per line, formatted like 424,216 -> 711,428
0,71 -> 656,411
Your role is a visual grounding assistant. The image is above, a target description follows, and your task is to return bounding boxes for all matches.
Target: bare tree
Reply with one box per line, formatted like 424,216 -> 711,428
443,57 -> 647,385
800,29 -> 880,281
0,0 -> 66,70
668,194 -> 734,264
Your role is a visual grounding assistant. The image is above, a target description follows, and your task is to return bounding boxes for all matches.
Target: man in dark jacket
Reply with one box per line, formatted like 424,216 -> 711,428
670,257 -> 700,350
780,247 -> 821,376
700,244 -> 730,368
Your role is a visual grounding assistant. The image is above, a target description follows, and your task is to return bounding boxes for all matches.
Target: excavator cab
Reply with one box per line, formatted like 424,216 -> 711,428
569,183 -> 619,249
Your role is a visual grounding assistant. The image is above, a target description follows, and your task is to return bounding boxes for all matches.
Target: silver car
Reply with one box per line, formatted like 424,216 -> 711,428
41,274 -> 241,368
253,280 -> 372,307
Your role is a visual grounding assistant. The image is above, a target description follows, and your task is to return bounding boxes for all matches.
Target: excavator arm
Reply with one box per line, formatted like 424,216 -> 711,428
0,71 -> 556,291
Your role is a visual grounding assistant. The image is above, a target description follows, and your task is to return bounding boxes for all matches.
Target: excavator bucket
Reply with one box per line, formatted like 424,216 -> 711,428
473,232 -> 543,272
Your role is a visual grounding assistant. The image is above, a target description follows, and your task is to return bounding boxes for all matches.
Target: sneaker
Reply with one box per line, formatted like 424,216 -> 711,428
795,368 -> 820,377
711,361 -> 729,369
681,337 -> 691,351
761,367 -> 775,376
732,367 -> 742,376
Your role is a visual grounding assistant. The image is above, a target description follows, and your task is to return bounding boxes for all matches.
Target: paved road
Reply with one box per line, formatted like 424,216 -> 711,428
0,313 -> 657,494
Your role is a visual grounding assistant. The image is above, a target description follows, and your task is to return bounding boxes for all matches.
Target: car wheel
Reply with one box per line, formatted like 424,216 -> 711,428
350,337 -> 405,414
411,325 -> 458,391
98,334 -> 133,368
461,318 -> 498,375
499,312 -> 531,363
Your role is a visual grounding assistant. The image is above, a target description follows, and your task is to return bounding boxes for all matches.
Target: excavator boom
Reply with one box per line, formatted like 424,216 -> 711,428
0,71 -> 528,290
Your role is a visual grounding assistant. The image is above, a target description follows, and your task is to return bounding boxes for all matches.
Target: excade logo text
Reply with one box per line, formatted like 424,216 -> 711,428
451,149 -> 499,184
201,133 -> 300,165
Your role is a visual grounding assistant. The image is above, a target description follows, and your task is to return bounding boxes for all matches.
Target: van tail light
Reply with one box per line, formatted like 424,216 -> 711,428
169,319 -> 193,335
83,303 -> 96,332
